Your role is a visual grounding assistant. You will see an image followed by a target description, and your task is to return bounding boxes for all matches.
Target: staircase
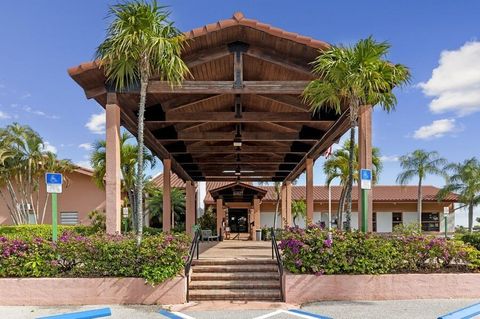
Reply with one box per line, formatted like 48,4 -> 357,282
188,259 -> 282,301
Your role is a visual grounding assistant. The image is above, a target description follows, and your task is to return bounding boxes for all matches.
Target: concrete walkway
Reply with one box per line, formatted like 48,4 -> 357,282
198,240 -> 272,259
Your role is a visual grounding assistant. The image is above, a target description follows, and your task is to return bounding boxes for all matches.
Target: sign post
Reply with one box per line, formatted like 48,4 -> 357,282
45,173 -> 63,242
444,207 -> 449,239
360,169 -> 372,233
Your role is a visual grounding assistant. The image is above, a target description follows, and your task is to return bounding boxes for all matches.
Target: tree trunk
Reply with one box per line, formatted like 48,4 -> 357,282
135,67 -> 148,246
344,126 -> 356,232
468,203 -> 474,233
337,185 -> 346,230
417,176 -> 423,229
127,189 -> 135,233
273,191 -> 280,230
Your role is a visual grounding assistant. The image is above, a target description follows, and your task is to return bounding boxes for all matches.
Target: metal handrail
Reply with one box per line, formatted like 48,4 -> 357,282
271,229 -> 284,302
185,229 -> 200,302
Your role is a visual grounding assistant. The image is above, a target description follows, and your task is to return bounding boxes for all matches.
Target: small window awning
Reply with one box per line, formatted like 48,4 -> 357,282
209,182 -> 267,203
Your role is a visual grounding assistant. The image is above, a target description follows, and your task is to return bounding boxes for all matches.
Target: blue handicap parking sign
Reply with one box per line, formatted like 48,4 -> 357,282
45,173 -> 63,185
360,169 -> 372,181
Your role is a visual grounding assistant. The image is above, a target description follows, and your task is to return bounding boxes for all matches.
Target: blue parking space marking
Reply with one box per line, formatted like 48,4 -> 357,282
288,309 -> 333,319
158,309 -> 194,319
37,307 -> 111,319
438,302 -> 480,319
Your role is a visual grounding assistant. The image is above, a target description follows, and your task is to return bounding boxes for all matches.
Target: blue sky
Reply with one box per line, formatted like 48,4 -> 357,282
0,1 -> 479,222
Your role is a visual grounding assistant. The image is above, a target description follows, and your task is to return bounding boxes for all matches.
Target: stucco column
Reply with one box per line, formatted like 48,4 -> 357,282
358,106 -> 373,232
216,198 -> 224,238
253,197 -> 261,241
105,93 -> 121,234
306,158 -> 314,224
163,159 -> 172,232
286,181 -> 292,226
185,181 -> 195,234
281,184 -> 287,227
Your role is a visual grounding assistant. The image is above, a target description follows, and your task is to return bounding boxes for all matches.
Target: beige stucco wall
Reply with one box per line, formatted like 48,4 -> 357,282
0,276 -> 186,305
284,273 -> 480,303
0,170 -> 105,225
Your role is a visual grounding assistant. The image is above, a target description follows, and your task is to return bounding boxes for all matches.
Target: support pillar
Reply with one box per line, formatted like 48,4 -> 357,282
306,158 -> 314,224
185,181 -> 195,235
105,93 -> 121,234
163,159 -> 172,232
216,198 -> 224,238
358,106 -> 373,232
253,197 -> 261,241
281,184 -> 287,227
286,181 -> 292,226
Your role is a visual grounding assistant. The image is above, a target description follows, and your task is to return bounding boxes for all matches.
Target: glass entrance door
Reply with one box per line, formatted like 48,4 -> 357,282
228,209 -> 249,233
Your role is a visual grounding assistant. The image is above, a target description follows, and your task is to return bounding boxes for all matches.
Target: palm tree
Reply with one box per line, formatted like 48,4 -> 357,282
147,187 -> 186,230
397,150 -> 447,226
90,131 -> 156,231
324,139 -> 382,230
303,37 -> 410,233
438,158 -> 480,232
0,123 -> 74,224
96,1 -> 189,244
291,199 -> 306,227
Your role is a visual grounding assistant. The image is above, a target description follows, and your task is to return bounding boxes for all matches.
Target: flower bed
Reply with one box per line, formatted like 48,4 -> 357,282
0,231 -> 190,285
279,226 -> 480,275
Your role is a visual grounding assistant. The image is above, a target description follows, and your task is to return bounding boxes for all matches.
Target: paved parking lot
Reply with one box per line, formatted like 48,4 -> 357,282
0,299 -> 478,319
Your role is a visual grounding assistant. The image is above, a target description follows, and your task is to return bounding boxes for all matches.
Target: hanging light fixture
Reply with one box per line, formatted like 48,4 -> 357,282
233,124 -> 242,148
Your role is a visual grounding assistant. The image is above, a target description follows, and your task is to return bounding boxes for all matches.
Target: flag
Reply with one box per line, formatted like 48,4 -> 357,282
324,146 -> 333,158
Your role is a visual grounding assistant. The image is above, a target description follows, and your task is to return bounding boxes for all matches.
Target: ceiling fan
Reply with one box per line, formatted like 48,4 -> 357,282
223,165 -> 254,176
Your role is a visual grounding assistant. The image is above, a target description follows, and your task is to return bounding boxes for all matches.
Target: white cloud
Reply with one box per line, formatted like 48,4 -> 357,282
42,141 -> 57,154
0,111 -> 11,119
419,41 -> 480,116
380,155 -> 399,162
86,112 -> 106,135
75,160 -> 92,169
20,105 -> 59,119
21,92 -> 31,99
78,143 -> 92,151
413,119 -> 458,140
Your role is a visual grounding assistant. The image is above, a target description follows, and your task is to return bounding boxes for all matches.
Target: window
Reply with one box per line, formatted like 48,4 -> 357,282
392,212 -> 403,229
422,212 -> 440,231
372,212 -> 377,232
60,211 -> 79,225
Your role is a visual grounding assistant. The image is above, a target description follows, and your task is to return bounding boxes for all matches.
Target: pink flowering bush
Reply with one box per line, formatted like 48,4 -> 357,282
0,231 -> 190,284
279,225 -> 480,275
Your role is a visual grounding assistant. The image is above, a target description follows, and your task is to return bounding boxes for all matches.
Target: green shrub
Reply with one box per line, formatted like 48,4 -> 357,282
279,226 -> 480,275
461,232 -> 480,250
0,225 -> 97,240
0,231 -> 190,284
88,210 -> 106,232
198,207 -> 216,233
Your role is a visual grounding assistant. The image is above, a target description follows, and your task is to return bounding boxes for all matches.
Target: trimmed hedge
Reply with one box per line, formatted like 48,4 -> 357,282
280,226 -> 480,275
0,230 -> 190,284
461,233 -> 480,250
0,225 -> 97,240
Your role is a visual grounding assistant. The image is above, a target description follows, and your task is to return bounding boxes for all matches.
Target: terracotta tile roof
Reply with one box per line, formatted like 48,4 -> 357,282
204,184 -> 457,203
68,12 -> 329,78
185,12 -> 329,50
151,173 -> 186,189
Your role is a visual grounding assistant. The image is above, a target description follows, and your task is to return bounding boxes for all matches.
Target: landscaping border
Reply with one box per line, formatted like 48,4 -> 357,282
0,276 -> 186,306
283,273 -> 480,304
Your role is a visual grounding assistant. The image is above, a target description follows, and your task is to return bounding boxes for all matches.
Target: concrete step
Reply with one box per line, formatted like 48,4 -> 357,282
192,264 -> 278,273
189,289 -> 281,301
190,280 -> 281,290
192,259 -> 277,266
191,272 -> 280,281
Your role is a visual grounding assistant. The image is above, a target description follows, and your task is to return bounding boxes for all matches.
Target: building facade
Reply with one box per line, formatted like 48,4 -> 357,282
0,167 -> 105,226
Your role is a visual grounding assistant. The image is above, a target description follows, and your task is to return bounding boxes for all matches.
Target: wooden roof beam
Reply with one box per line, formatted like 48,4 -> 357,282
160,112 -> 327,123
183,46 -> 231,69
147,81 -> 309,94
155,131 -> 319,141
245,46 -> 313,76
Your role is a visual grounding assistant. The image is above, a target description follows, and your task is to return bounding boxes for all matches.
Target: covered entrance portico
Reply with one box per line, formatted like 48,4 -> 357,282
210,182 -> 267,240
68,12 -> 373,235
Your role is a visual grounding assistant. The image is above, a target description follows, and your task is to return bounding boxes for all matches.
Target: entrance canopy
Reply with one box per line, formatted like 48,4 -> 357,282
210,182 -> 267,203
68,12 -> 350,183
